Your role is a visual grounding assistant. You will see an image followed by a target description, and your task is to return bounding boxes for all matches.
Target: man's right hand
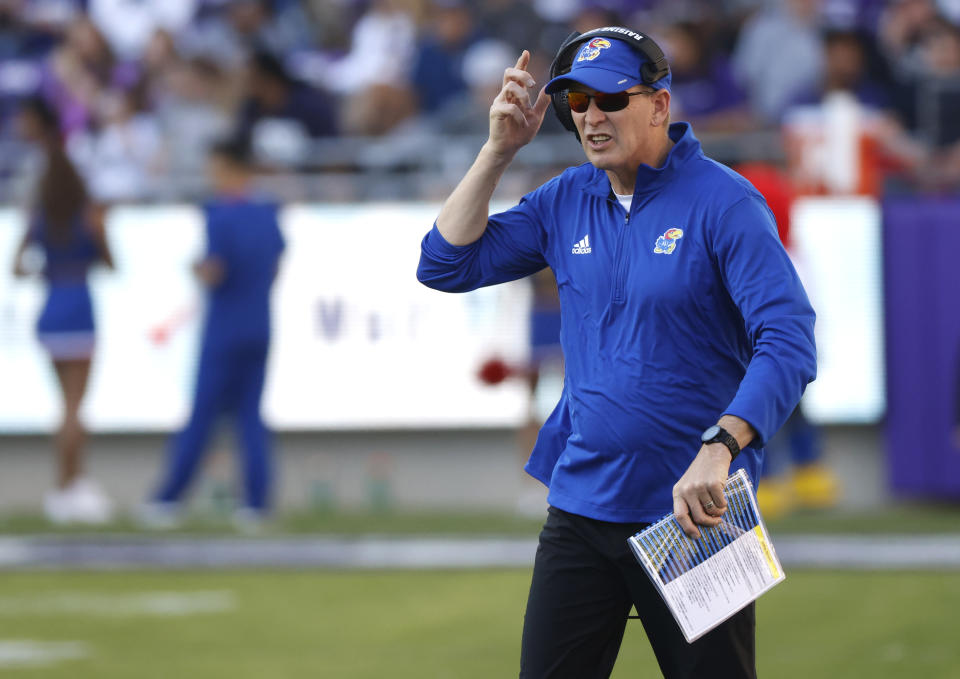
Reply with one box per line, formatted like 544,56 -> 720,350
487,50 -> 551,158
434,50 -> 551,246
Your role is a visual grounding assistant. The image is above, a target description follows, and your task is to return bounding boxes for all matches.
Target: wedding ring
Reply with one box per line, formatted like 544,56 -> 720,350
703,501 -> 715,510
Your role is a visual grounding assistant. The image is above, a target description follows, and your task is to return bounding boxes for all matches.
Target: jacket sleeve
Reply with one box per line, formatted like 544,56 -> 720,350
416,192 -> 549,293
714,195 -> 818,446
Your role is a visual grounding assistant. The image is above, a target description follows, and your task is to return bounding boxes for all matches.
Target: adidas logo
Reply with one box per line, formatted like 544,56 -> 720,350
571,234 -> 592,254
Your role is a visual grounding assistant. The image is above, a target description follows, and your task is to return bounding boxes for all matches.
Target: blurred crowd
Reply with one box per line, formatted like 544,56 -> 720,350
2,0 -> 960,201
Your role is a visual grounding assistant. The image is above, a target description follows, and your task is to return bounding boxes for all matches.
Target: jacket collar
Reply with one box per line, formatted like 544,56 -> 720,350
581,122 -> 702,199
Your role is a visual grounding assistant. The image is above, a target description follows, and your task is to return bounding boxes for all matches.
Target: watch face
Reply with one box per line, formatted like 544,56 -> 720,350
701,425 -> 721,442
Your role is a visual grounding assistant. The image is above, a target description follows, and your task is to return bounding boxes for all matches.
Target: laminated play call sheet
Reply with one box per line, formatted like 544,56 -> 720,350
627,469 -> 784,643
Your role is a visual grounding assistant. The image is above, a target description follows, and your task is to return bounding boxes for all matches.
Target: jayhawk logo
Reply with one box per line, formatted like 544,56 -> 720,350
577,38 -> 612,62
654,228 -> 684,254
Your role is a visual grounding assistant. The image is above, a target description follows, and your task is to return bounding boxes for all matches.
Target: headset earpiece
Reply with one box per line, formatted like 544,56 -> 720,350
641,60 -> 669,84
547,26 -> 670,142
549,32 -> 583,138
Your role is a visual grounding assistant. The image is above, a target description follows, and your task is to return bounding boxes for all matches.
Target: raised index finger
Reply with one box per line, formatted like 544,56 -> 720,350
503,51 -> 535,88
515,50 -> 530,71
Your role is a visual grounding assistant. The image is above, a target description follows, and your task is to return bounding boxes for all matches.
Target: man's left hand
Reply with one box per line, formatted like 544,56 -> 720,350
672,444 -> 731,539
673,415 -> 756,539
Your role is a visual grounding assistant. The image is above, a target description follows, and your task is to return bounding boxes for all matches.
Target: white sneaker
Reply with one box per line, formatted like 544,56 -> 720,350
43,488 -> 73,525
43,479 -> 113,525
64,478 -> 114,524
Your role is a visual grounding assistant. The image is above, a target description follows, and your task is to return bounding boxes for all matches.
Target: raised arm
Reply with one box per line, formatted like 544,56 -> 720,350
436,50 -> 551,246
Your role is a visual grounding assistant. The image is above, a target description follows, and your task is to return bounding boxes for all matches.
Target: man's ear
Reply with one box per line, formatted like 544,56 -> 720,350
651,90 -> 671,127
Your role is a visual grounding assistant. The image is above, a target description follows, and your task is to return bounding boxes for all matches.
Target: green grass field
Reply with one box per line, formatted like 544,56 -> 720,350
2,500 -> 959,536
2,504 -> 958,676
0,569 -> 957,678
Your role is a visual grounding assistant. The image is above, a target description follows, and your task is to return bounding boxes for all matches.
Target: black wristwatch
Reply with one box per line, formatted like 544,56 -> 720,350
701,425 -> 741,461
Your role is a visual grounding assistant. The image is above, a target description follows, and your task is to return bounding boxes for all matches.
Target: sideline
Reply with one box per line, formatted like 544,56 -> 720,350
1,534 -> 959,571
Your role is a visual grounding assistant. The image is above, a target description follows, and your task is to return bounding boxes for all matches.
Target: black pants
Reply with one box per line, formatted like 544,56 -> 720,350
519,507 -> 756,679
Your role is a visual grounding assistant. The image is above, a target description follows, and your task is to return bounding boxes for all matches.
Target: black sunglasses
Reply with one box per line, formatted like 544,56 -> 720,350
566,89 -> 656,113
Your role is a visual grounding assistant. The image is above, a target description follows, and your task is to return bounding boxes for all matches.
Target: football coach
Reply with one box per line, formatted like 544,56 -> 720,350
417,26 -> 816,679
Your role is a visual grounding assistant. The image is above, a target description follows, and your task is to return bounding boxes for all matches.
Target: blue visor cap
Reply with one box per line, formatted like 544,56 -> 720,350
545,36 -> 671,94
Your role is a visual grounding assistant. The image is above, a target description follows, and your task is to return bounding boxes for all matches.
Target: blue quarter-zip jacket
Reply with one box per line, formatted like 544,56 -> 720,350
417,123 -> 817,523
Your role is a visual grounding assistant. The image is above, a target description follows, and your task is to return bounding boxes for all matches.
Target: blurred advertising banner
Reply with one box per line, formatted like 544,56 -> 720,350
1,199 -> 888,433
0,204 -> 529,432
790,197 -> 885,424
883,198 -> 960,499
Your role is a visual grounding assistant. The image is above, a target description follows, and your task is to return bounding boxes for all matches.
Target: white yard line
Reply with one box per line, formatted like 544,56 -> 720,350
0,535 -> 958,570
0,590 -> 236,617
0,640 -> 89,668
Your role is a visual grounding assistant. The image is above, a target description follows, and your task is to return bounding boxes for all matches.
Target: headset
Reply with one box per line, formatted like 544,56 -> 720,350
549,26 -> 670,140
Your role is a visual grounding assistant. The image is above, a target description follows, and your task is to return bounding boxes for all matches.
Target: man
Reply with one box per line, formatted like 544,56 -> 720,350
418,26 -> 817,677
143,137 -> 285,528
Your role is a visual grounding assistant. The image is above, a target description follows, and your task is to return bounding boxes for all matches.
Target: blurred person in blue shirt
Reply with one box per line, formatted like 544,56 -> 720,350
144,135 -> 285,528
11,96 -> 115,525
